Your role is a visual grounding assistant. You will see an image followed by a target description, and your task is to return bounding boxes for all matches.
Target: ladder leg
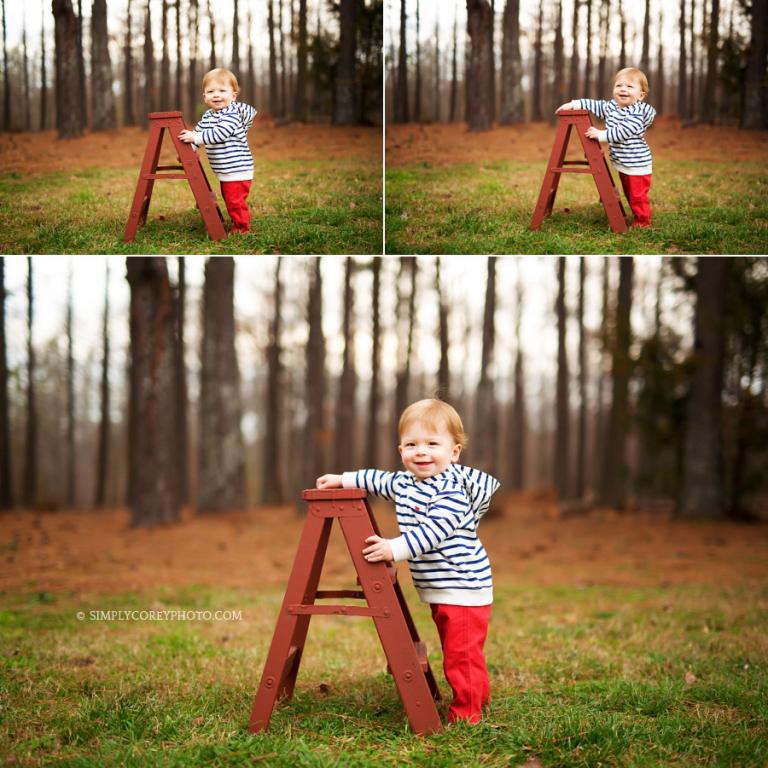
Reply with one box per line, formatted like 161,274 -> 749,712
577,127 -> 628,233
170,131 -> 228,241
530,121 -> 572,230
338,502 -> 442,735
249,514 -> 332,733
123,123 -> 164,241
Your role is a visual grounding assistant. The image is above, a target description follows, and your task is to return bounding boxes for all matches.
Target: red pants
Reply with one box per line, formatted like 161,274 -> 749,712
619,172 -> 652,227
430,603 -> 491,724
220,180 -> 251,232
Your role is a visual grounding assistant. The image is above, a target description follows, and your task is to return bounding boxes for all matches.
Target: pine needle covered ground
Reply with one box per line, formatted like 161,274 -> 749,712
1,498 -> 767,766
0,124 -> 382,255
385,119 -> 768,255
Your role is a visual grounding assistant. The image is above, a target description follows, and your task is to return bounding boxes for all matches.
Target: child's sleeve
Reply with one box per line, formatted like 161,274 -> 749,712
576,98 -> 609,120
342,469 -> 399,502
194,111 -> 242,146
388,489 -> 474,562
605,104 -> 656,144
239,103 -> 258,132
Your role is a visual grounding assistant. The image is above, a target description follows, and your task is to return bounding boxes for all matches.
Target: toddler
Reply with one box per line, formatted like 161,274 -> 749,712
316,398 -> 499,724
179,67 -> 257,233
558,67 -> 656,227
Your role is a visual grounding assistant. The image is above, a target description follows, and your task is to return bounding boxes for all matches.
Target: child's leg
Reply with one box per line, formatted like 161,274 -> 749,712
618,172 -> 652,227
430,603 -> 492,724
220,180 -> 252,232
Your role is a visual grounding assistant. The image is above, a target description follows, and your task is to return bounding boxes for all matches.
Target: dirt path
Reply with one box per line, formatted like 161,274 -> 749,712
1,496 -> 766,598
0,123 -> 380,177
386,118 -> 768,167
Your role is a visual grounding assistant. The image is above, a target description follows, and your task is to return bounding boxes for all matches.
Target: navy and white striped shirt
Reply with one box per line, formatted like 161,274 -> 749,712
576,98 -> 656,175
342,464 -> 500,606
193,101 -> 257,181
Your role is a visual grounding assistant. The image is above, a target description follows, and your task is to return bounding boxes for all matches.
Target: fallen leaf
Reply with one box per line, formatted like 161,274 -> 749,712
684,671 -> 697,686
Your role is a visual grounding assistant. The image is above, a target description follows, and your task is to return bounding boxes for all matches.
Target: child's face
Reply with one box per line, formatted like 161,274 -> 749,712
398,421 -> 462,481
613,75 -> 645,107
203,79 -> 237,111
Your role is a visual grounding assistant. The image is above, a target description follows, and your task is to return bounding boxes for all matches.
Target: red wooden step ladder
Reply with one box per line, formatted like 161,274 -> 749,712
530,109 -> 628,233
249,488 -> 442,736
123,111 -> 226,242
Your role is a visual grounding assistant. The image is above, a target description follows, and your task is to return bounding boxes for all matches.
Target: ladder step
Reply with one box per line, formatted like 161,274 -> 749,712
315,590 -> 365,600
287,603 -> 390,617
142,173 -> 189,180
551,168 -> 594,174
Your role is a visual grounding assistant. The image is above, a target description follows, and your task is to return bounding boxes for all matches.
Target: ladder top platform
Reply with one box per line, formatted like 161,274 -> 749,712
555,108 -> 590,115
147,111 -> 185,118
302,488 -> 368,501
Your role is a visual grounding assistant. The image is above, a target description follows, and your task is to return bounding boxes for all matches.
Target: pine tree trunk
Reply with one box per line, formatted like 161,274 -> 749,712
94,261 -> 110,507
124,0 -> 136,125
174,0 -> 182,113
531,0 -> 543,120
143,0 -> 155,126
303,260 -> 327,487
449,4 -> 458,122
434,16 -> 441,121
65,269 -> 76,507
262,258 -> 284,504
584,0 -> 593,96
23,258 -> 36,508
126,257 -> 180,527
395,0 -> 409,122
689,0 -> 697,118
656,9 -> 665,114
207,0 -> 216,69
415,0 -> 422,121
679,258 -> 729,518
600,256 -> 633,509
474,257 -> 497,474
553,0 -> 565,117
1,0 -> 9,130
0,257 -> 12,509
701,0 -> 719,123
554,257 -> 570,499
509,263 -> 525,491
187,0 -> 199,122
466,0 -> 493,131
569,0 -> 580,98
593,257 -> 610,493
40,0 -> 48,130
160,0 -> 170,110
334,258 -> 357,471
334,0 -> 357,124
53,0 -> 84,137
576,257 -> 587,499
175,258 -> 188,506
22,24 -> 30,130
394,258 -> 417,438
294,0 -> 307,120
678,0 -> 687,118
232,0 -> 239,74
641,0 -> 651,72
366,258 -> 381,468
488,0 -> 496,123
76,0 -> 86,125
500,0 -> 523,123
91,0 -> 117,130
741,0 -> 767,128
436,257 -> 450,400
198,257 -> 246,512
268,0 -> 278,116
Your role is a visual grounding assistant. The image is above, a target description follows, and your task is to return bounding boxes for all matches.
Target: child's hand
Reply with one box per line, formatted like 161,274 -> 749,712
363,535 -> 394,563
316,474 -> 343,489
178,129 -> 196,143
556,101 -> 576,113
585,126 -> 601,140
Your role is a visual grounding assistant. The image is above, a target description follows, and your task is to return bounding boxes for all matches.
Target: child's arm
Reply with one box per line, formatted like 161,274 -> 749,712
387,488 -> 474,563
180,110 -> 243,147
601,103 -> 656,144
338,469 -> 399,502
237,102 -> 258,132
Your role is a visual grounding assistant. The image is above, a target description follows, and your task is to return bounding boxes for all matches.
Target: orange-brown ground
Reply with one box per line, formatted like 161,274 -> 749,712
0,123 -> 380,177
385,117 -> 768,167
1,495 -> 766,598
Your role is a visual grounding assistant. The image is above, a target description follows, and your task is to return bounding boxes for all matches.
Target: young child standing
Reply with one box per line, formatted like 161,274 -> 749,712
178,68 -> 257,233
316,398 -> 500,725
558,67 -> 656,227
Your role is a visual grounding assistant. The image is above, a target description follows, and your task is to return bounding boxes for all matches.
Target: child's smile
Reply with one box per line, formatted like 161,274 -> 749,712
399,424 -> 462,480
204,81 -> 237,111
613,77 -> 645,107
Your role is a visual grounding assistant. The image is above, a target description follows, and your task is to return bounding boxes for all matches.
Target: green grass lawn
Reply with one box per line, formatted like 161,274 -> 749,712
0,158 -> 382,255
385,159 -> 768,254
2,582 -> 766,766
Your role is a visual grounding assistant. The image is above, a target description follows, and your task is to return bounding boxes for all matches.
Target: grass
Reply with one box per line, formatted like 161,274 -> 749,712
1,582 -> 766,766
385,158 -> 768,254
0,157 -> 382,255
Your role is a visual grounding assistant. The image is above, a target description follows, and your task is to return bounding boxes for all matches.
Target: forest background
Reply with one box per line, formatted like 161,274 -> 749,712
0,0 -> 383,254
385,0 -> 768,254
